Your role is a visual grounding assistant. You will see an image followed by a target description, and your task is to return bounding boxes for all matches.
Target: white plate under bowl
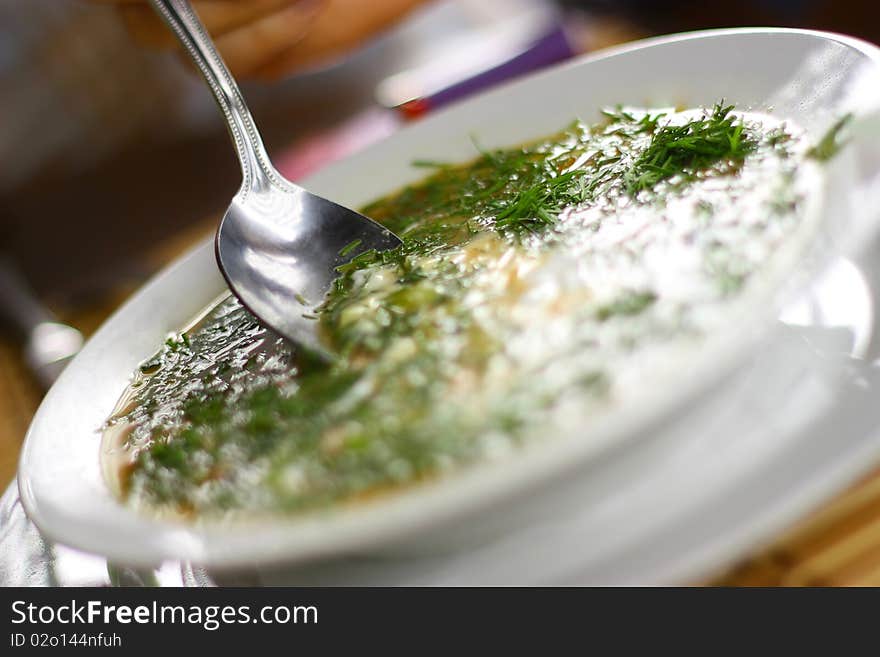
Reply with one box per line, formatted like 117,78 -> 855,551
18,28 -> 880,571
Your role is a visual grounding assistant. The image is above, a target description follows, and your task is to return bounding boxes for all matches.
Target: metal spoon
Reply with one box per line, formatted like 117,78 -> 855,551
150,0 -> 402,357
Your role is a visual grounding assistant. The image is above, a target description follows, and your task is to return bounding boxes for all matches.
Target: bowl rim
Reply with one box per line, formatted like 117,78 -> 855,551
18,26 -> 880,568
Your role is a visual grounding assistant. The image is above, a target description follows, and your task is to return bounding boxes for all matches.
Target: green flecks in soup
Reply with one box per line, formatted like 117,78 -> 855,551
104,103 -> 823,518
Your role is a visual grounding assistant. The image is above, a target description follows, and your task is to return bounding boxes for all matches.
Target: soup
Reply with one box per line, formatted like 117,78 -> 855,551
103,103 -> 834,518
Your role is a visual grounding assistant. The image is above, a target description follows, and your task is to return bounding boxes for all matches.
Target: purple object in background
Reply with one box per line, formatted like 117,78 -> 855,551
393,25 -> 575,119
277,21 -> 576,179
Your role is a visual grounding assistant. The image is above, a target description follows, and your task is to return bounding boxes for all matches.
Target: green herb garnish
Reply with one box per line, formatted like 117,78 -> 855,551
338,238 -> 363,258
491,169 -> 585,232
807,114 -> 853,161
596,291 -> 657,321
164,334 -> 190,352
625,102 -> 756,196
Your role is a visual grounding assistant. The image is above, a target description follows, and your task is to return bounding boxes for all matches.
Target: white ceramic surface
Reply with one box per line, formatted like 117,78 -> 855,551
18,29 -> 880,573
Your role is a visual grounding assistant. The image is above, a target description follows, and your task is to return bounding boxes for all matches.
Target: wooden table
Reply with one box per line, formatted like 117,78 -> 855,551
4,222 -> 880,587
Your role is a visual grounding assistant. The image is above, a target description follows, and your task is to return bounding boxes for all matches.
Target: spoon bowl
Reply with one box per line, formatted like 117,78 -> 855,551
216,178 -> 401,357
153,0 -> 402,355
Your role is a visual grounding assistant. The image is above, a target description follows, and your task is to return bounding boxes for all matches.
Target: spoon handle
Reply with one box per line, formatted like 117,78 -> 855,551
149,0 -> 276,193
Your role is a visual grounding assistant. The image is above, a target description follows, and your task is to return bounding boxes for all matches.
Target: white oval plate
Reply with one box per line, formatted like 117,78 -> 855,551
19,28 -> 880,570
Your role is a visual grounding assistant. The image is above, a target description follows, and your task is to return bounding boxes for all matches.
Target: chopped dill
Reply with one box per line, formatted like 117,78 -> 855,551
602,107 -> 666,136
411,159 -> 451,169
491,168 -> 585,232
624,102 -> 756,196
363,102 -> 764,241
807,113 -> 853,161
601,107 -> 638,123
164,334 -> 190,352
338,238 -> 363,258
766,126 -> 792,148
596,291 -> 657,321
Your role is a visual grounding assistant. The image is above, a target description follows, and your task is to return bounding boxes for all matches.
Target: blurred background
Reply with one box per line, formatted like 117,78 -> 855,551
1,0 -> 880,583
3,0 -> 879,304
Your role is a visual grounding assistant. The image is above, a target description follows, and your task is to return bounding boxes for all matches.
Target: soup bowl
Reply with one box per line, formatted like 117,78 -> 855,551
18,28 -> 880,571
